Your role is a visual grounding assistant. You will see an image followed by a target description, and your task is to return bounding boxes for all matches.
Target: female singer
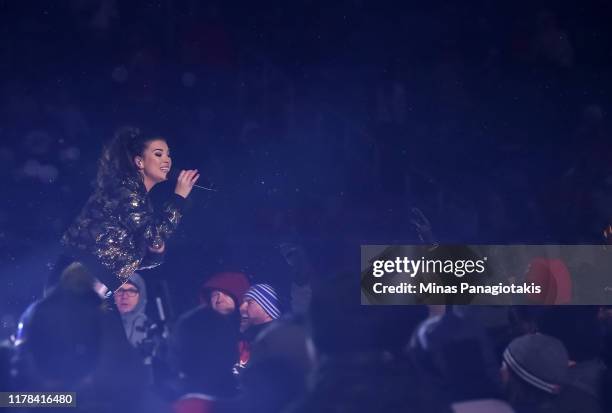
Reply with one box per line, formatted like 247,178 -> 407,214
50,127 -> 199,295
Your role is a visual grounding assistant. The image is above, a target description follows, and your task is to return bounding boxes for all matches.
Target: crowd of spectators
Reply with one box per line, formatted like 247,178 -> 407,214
2,261 -> 611,413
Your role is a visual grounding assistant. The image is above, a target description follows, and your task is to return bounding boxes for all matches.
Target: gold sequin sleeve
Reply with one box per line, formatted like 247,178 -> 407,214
61,175 -> 188,287
116,179 -> 186,254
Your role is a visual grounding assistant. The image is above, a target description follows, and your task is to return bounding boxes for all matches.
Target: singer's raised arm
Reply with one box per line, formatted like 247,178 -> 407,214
117,176 -> 187,253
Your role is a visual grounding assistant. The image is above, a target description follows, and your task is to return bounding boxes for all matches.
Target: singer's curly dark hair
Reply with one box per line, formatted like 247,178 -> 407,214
96,126 -> 165,188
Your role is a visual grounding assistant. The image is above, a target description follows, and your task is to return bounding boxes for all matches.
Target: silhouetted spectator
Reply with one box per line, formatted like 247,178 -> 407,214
408,306 -> 503,404
538,307 -> 606,413
13,263 -> 168,413
240,319 -> 313,413
291,272 -> 444,413
169,306 -> 240,413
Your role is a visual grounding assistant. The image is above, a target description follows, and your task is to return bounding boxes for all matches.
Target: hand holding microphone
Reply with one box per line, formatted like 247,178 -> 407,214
169,168 -> 217,198
174,169 -> 200,198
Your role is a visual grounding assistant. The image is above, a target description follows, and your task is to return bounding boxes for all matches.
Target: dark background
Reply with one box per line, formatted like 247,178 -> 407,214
2,0 -> 612,336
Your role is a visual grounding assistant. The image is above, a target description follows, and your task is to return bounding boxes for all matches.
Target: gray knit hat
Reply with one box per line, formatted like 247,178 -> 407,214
503,333 -> 569,394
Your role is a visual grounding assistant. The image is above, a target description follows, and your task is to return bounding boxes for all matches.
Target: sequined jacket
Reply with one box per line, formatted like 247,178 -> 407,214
61,175 -> 185,289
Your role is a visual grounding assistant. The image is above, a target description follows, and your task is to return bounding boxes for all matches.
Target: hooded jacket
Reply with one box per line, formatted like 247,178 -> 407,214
119,273 -> 149,348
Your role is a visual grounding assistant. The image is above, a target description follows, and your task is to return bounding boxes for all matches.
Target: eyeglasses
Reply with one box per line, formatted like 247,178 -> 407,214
115,288 -> 139,297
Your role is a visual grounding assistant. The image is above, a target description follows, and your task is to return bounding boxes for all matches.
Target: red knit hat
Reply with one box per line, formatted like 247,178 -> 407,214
199,272 -> 251,305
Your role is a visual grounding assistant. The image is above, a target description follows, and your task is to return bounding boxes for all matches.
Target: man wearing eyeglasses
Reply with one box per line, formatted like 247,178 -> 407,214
114,273 -> 149,348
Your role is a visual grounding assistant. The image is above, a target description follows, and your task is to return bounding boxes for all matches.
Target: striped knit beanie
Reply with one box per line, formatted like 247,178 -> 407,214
243,284 -> 281,320
503,333 -> 569,394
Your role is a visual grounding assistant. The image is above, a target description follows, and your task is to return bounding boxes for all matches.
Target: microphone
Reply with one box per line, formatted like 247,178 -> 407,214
167,168 -> 218,192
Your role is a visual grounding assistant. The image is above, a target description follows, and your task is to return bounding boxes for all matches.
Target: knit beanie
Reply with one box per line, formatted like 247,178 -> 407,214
503,333 -> 569,394
243,284 -> 281,320
199,272 -> 250,305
